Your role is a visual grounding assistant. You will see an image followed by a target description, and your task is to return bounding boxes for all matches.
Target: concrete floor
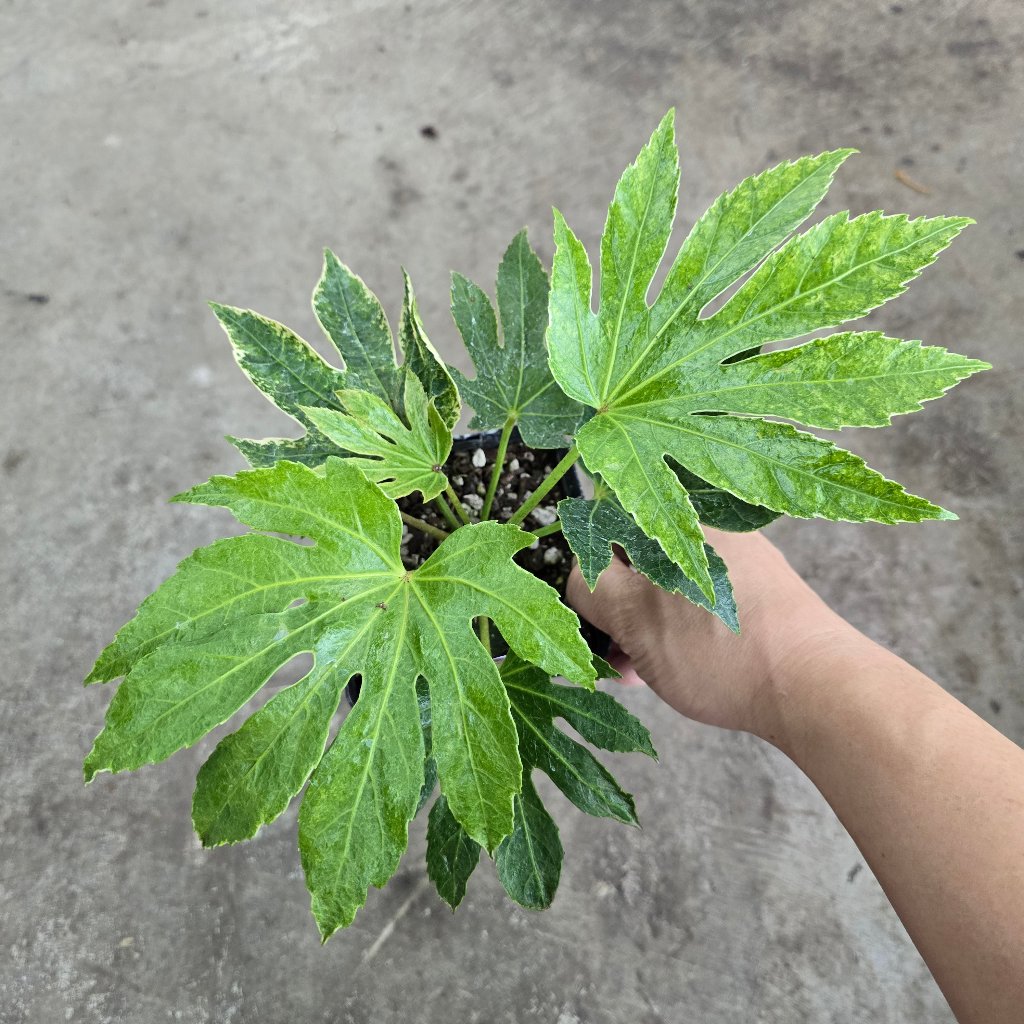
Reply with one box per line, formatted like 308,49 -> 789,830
2,1 -> 1022,1021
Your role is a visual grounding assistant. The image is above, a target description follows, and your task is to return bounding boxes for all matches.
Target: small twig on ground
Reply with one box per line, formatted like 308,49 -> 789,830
894,168 -> 932,195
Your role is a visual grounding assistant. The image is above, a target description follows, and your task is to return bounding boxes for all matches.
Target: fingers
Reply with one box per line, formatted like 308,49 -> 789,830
607,643 -> 646,687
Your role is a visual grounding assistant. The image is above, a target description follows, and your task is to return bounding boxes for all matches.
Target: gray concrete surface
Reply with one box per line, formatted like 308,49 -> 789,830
2,1 -> 1022,1021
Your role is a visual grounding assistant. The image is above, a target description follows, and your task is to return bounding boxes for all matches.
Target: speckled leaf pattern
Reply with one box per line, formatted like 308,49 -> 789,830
450,230 -> 585,447
558,495 -> 739,631
217,261 -> 459,469
673,331 -> 989,428
191,658 -> 349,846
426,794 -> 481,910
547,110 -> 983,598
302,372 -> 452,500
496,654 -> 654,910
84,459 -> 594,939
421,653 -> 654,912
212,302 -> 350,468
314,249 -> 403,408
399,270 -> 461,430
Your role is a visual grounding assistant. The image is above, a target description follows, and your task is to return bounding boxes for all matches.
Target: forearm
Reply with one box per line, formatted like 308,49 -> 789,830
759,630 -> 1024,1024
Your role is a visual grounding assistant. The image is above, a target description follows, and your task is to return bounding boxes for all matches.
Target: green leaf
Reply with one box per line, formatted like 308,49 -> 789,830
673,467 -> 781,533
84,458 -> 594,939
226,433 -> 345,470
192,658 -> 348,846
546,113 -> 982,599
398,270 -> 461,430
494,654 -> 649,910
558,495 -> 739,631
617,210 -> 974,398
501,653 -> 656,759
212,303 -> 350,467
302,372 -> 452,500
495,775 -> 562,911
580,409 -> 957,526
299,631 -> 423,941
314,249 -> 403,408
421,653 -> 654,912
450,229 -> 585,447
417,677 -> 438,815
649,148 -> 855,333
426,794 -> 481,910
218,262 -> 459,470
596,108 -> 680,403
673,332 -> 991,429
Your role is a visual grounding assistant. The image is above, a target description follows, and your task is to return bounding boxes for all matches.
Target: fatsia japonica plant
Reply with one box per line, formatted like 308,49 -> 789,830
84,109 -> 987,940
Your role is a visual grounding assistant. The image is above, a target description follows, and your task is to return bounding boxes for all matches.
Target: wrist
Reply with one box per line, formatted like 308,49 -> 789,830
745,613 -> 875,751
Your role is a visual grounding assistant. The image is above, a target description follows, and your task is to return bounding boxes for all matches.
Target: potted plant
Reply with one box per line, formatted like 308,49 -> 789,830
83,109 -> 987,940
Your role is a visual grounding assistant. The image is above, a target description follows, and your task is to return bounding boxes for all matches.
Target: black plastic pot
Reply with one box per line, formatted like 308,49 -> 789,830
345,429 -> 609,706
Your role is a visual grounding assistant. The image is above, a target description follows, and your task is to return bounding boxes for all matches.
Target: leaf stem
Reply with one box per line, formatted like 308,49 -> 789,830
478,615 -> 492,654
444,480 -> 473,525
434,494 -> 463,531
481,418 -> 515,521
530,520 -> 562,539
508,445 -> 579,527
401,511 -> 449,543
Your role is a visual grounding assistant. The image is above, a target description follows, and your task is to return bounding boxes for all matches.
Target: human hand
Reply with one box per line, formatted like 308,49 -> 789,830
566,528 -> 854,738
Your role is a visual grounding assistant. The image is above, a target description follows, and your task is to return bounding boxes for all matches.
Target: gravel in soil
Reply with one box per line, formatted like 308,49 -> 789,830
396,437 -> 607,656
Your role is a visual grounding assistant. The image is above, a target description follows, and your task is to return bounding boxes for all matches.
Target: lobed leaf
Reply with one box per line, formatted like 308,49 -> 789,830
303,372 -> 452,500
578,408 -> 956,526
84,459 -> 594,939
422,653 -> 654,912
558,494 -> 738,630
217,260 -> 460,474
672,331 -> 990,429
212,303 -> 350,468
451,230 -> 585,447
546,113 -> 983,599
191,659 -> 349,847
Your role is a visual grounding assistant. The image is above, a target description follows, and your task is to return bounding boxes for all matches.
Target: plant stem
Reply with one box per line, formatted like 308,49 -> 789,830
481,418 -> 515,521
478,615 -> 492,654
400,511 -> 449,543
434,494 -> 463,531
444,480 -> 473,525
508,445 -> 579,527
530,520 -> 562,539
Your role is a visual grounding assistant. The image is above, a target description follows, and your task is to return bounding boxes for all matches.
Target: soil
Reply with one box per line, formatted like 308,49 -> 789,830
346,434 -> 607,706
396,434 -> 608,657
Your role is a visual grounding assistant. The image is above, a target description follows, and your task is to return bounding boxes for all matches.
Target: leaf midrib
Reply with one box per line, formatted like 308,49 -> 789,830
608,218 -> 958,408
599,131 -> 674,402
325,583 -> 411,903
609,407 -> 933,515
614,154 -> 845,398
231,313 -> 345,413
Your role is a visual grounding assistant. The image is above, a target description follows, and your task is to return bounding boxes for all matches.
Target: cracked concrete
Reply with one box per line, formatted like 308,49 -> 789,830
2,1 -> 1022,1021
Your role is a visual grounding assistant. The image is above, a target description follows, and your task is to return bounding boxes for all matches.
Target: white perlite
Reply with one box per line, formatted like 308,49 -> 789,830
471,447 -> 486,468
508,457 -> 520,473
462,493 -> 484,512
543,547 -> 562,565
529,506 -> 558,527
